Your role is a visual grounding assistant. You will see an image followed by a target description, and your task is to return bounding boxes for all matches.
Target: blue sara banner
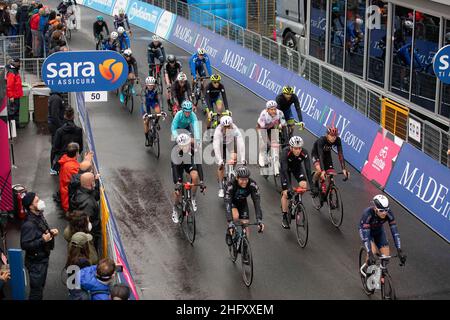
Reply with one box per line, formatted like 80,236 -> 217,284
385,143 -> 450,242
42,50 -> 129,92
433,45 -> 450,84
168,16 -> 379,170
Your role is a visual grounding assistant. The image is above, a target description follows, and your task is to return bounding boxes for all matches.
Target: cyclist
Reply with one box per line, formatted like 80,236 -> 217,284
171,133 -> 205,221
114,8 -> 131,35
119,49 -> 138,104
213,116 -> 245,198
163,55 -> 182,108
275,85 -> 304,138
142,76 -> 161,147
93,16 -> 109,47
205,73 -> 229,127
171,100 -> 201,150
280,136 -> 312,229
170,72 -> 192,112
117,26 -> 130,51
147,35 -> 166,76
359,194 -> 407,267
224,166 -> 264,247
189,48 -> 212,102
102,31 -> 120,51
256,100 -> 287,167
311,126 -> 349,196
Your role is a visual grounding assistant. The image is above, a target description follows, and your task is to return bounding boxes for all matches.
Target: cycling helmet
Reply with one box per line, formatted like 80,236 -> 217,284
355,18 -> 363,26
176,133 -> 191,146
289,136 -> 304,148
327,126 -> 338,136
266,100 -> 277,109
282,85 -> 294,95
96,15 -> 104,21
152,34 -> 160,41
177,72 -> 187,81
181,100 -> 193,112
236,166 -> 250,178
373,194 -> 389,211
110,31 -> 118,40
167,54 -> 176,63
210,74 -> 221,82
404,20 -> 414,29
117,26 -> 125,34
220,115 -> 233,126
197,48 -> 205,55
123,49 -> 132,56
145,76 -> 156,85
118,8 -> 125,15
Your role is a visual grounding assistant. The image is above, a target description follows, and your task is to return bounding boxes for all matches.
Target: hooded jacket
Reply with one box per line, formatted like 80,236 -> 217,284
79,266 -> 110,300
58,154 -> 80,212
30,12 -> 39,31
52,120 -> 83,157
6,64 -> 23,99
48,93 -> 65,128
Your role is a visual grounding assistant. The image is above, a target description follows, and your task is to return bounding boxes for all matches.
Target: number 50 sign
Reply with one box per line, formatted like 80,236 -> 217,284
85,91 -> 108,102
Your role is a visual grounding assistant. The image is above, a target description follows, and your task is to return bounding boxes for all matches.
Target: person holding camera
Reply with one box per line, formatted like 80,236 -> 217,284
79,258 -> 118,300
20,192 -> 59,300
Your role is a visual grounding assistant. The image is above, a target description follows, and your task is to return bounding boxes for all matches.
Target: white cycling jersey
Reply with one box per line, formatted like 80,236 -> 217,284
257,109 -> 286,129
213,123 -> 245,164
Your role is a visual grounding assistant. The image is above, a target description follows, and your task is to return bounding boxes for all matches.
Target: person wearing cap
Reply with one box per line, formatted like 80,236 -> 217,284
64,211 -> 98,265
20,192 -> 59,300
6,58 -> 23,125
67,232 -> 97,267
79,258 -> 116,300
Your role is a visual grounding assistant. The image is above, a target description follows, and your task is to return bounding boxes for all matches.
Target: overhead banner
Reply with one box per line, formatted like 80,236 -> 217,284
83,0 -> 115,15
385,143 -> 450,242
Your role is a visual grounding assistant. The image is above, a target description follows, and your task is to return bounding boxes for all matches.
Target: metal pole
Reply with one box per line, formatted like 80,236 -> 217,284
384,2 -> 393,92
8,249 -> 26,300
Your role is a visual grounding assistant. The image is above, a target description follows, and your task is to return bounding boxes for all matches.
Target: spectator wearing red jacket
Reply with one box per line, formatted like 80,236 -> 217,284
30,8 -> 41,57
58,142 -> 81,213
6,58 -> 23,124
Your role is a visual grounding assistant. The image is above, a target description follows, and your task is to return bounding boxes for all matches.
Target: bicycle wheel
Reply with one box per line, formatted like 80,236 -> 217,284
125,92 -> 134,114
295,203 -> 308,248
328,186 -> 344,227
181,202 -> 196,244
152,127 -> 160,159
311,189 -> 322,211
228,234 -> 238,263
241,236 -> 253,287
381,273 -> 397,300
358,247 -> 375,296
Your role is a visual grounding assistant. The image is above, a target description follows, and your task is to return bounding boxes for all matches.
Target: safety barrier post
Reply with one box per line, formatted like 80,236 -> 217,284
8,249 -> 26,300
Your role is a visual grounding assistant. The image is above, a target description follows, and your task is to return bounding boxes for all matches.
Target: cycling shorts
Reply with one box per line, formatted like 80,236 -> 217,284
367,228 -> 389,249
312,152 -> 334,171
281,107 -> 295,121
231,200 -> 250,220
141,102 -> 160,115
195,65 -> 206,77
282,169 -> 307,191
173,164 -> 199,184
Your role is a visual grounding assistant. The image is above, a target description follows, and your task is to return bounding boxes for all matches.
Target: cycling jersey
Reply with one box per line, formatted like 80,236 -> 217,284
118,32 -> 130,50
171,109 -> 201,143
147,41 -> 166,64
213,123 -> 245,164
141,88 -> 159,115
114,14 -> 130,30
358,207 -> 401,253
275,93 -> 303,122
171,144 -> 204,184
257,109 -> 286,129
280,146 -> 312,191
205,82 -> 228,110
189,53 -> 212,79
102,39 -> 119,51
224,179 -> 262,222
163,61 -> 182,83
93,21 -> 109,37
311,136 -> 346,171
125,56 -> 138,75
171,80 -> 192,105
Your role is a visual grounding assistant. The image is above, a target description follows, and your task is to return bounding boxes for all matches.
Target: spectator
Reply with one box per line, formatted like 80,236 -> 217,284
110,284 -> 130,300
30,8 -> 40,57
6,58 -> 23,125
68,158 -> 99,212
64,211 -> 98,264
0,247 -> 10,300
72,172 -> 101,251
79,258 -> 116,300
21,192 -> 59,300
8,3 -> 18,36
17,0 -> 31,36
58,142 -> 81,213
0,2 -> 11,36
38,6 -> 49,57
49,29 -> 62,51
48,91 -> 65,174
52,107 -> 83,172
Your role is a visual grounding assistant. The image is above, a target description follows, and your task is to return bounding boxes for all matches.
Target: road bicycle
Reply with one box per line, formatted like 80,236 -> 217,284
192,77 -> 207,113
286,187 -> 309,248
143,112 -> 167,159
118,76 -> 138,114
149,62 -> 164,100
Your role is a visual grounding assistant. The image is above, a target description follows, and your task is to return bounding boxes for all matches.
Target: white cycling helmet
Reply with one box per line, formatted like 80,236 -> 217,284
373,194 -> 389,211
118,8 -> 125,14
123,49 -> 132,56
289,136 -> 304,148
110,31 -> 118,40
404,20 -> 414,29
177,72 -> 187,81
197,48 -> 205,55
117,26 -> 125,34
176,133 -> 191,146
266,100 -> 277,109
220,116 -> 233,127
152,34 -> 160,41
145,76 -> 156,85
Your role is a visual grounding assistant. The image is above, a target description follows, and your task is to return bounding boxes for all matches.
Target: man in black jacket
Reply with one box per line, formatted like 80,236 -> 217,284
51,107 -> 83,173
20,192 -> 59,300
48,91 -> 65,173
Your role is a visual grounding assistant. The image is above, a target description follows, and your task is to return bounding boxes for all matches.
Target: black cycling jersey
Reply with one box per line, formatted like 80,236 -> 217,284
125,56 -> 138,75
171,144 -> 204,184
224,178 -> 262,222
148,41 -> 163,51
205,82 -> 228,110
114,14 -> 130,30
311,136 -> 346,171
275,93 -> 303,122
280,146 -> 312,190
93,21 -> 109,37
171,81 -> 192,104
164,61 -> 182,82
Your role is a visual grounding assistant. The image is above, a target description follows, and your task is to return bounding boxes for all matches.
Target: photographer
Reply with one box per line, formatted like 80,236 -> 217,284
20,192 -> 59,300
79,258 -> 117,300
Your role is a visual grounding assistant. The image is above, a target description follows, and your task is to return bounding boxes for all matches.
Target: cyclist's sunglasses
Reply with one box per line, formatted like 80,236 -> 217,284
377,208 -> 389,213
212,81 -> 219,84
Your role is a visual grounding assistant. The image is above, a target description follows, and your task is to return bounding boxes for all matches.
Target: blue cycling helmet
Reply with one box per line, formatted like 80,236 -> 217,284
181,100 -> 193,112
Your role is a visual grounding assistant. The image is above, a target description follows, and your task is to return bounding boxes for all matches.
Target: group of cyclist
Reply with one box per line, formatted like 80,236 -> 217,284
92,12 -> 406,268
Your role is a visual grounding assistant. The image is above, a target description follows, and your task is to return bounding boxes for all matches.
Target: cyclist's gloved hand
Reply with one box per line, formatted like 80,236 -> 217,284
397,249 -> 407,265
298,121 -> 305,130
199,181 -> 206,192
368,251 -> 376,265
175,181 -> 183,191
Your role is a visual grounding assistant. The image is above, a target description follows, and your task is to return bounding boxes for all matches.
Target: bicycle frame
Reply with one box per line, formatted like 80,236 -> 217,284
360,254 -> 397,291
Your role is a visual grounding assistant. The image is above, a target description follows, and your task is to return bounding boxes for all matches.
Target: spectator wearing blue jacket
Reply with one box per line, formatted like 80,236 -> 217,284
189,47 -> 212,80
38,7 -> 50,57
79,258 -> 116,300
117,26 -> 130,51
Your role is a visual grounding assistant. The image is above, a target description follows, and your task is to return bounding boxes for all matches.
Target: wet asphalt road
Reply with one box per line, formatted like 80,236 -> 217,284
59,3 -> 450,299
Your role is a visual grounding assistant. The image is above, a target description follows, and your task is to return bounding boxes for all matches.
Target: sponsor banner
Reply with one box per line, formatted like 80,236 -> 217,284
83,0 -> 115,15
125,0 -> 164,33
361,129 -> 403,189
169,16 -> 379,170
112,0 -> 129,16
385,143 -> 450,242
0,114 -> 13,211
433,44 -> 450,84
